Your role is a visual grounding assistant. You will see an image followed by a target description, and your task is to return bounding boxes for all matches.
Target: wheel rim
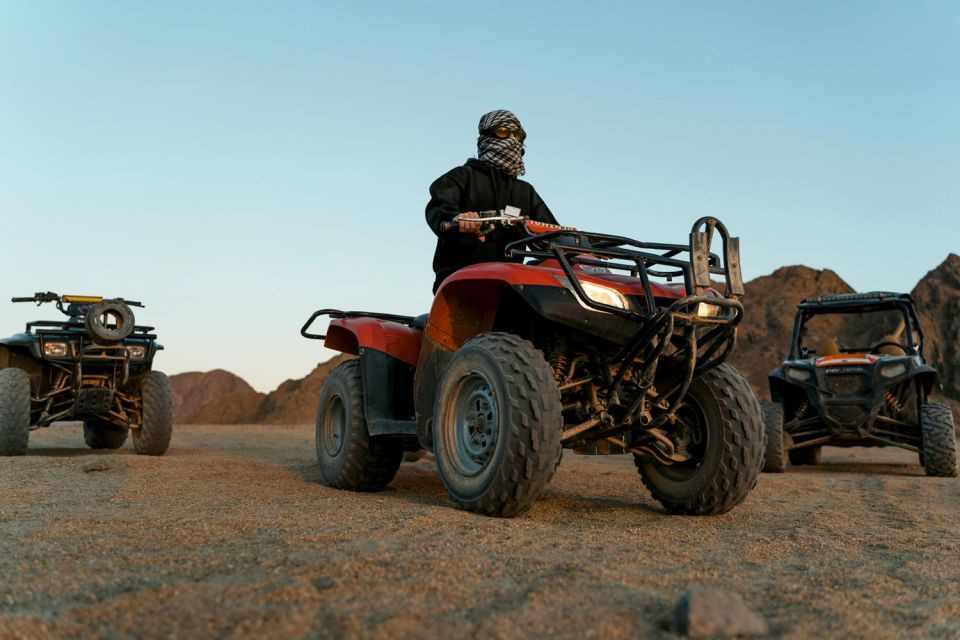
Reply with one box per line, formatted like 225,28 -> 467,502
322,394 -> 347,457
444,371 -> 500,477
656,397 -> 710,481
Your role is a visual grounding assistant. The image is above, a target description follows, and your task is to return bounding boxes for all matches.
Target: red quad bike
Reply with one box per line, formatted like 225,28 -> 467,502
301,215 -> 763,517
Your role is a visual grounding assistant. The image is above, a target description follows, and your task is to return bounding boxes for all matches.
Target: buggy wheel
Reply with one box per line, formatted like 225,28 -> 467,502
761,402 -> 787,473
433,332 -> 562,517
132,371 -> 173,456
635,364 -> 763,515
83,419 -> 128,449
920,403 -> 957,477
0,368 -> 31,456
315,359 -> 403,491
788,445 -> 821,466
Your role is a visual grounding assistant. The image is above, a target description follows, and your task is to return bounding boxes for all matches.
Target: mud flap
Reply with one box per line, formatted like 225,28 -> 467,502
359,348 -> 417,437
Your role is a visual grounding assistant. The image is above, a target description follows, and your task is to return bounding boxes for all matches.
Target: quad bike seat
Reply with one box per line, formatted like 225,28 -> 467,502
876,335 -> 907,356
411,314 -> 429,330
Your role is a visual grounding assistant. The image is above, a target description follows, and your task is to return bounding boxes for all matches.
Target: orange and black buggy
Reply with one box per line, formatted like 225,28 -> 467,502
761,292 -> 956,476
302,216 -> 763,516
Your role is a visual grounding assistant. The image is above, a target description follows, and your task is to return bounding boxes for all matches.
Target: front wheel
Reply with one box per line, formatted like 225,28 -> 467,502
635,363 -> 763,515
132,371 -> 174,456
315,360 -> 403,491
0,368 -> 31,456
433,333 -> 562,517
83,419 -> 128,449
920,403 -> 957,477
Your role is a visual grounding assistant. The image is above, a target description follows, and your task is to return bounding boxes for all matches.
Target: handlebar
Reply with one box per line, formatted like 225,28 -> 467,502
439,211 -> 574,235
440,215 -> 528,232
11,292 -> 60,304
439,210 -> 515,233
10,293 -> 145,309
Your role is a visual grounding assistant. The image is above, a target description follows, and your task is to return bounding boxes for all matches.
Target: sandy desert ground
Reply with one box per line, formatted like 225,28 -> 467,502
1,423 -> 958,639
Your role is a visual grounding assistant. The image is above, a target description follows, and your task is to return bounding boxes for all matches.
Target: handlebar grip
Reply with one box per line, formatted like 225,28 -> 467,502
11,297 -> 35,303
440,221 -> 457,232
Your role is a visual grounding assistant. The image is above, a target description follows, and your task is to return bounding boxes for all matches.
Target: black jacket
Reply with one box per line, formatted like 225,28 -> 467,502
425,158 -> 558,292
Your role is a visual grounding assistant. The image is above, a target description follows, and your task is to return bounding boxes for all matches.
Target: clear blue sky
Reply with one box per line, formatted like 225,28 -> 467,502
1,1 -> 957,391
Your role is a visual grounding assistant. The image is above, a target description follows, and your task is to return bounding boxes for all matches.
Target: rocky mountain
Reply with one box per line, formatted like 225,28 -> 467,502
725,266 -> 854,401
171,356 -> 353,425
911,254 -> 960,403
169,369 -> 265,424
250,354 -> 353,424
172,256 -> 959,424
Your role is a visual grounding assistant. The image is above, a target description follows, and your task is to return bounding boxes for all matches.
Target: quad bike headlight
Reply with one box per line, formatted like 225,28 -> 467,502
127,345 -> 148,360
43,341 -> 69,357
880,363 -> 907,378
578,281 -> 628,310
786,367 -> 812,382
696,302 -> 722,317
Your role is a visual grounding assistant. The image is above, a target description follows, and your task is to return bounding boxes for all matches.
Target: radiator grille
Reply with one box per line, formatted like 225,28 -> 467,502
825,373 -> 865,396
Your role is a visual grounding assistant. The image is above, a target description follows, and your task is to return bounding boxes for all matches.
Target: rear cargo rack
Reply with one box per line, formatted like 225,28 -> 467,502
301,309 -> 416,340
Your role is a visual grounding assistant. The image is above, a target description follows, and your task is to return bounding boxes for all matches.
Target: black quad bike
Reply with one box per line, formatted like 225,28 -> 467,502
302,216 -> 764,517
0,292 -> 174,456
761,292 -> 956,476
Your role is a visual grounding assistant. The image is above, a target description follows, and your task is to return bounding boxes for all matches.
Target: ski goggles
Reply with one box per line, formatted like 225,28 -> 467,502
481,126 -> 526,142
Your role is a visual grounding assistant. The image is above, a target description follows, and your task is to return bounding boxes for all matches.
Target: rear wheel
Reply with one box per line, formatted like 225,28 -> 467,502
788,445 -> 821,466
315,360 -> 403,491
433,333 -> 562,517
920,403 -> 957,477
83,419 -> 128,449
635,363 -> 763,515
0,368 -> 31,456
761,402 -> 787,473
132,371 -> 173,456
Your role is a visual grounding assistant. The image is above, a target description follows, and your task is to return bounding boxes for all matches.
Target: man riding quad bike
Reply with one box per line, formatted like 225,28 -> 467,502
302,215 -> 764,517
0,292 -> 174,456
761,292 -> 956,476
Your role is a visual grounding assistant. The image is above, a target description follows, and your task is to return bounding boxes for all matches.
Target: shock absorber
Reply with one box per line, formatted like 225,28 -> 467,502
885,390 -> 903,415
549,350 -> 568,382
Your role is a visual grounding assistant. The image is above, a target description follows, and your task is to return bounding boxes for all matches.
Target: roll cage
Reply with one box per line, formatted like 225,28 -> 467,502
788,292 -> 924,360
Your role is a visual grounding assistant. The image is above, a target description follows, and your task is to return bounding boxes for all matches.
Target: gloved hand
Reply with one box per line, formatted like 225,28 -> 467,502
458,212 -> 486,243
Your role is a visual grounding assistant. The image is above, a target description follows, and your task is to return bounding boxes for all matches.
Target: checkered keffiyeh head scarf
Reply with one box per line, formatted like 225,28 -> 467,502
477,110 -> 525,176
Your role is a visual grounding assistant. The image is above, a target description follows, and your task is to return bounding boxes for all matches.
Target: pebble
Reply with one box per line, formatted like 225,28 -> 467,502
672,586 -> 769,637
